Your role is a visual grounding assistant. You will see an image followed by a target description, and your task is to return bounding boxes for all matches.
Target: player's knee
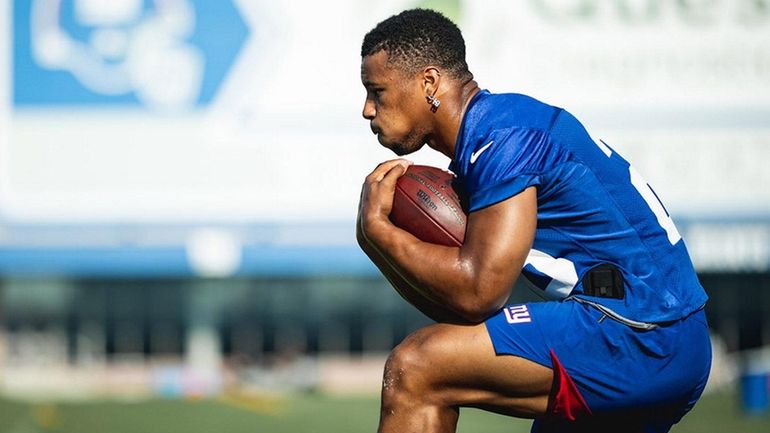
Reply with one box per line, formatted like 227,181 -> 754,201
381,328 -> 440,399
382,341 -> 427,394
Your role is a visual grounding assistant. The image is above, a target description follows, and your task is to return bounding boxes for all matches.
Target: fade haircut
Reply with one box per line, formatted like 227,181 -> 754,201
361,9 -> 472,81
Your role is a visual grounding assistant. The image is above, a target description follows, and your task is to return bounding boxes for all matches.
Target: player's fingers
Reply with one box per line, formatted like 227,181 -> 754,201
366,160 -> 402,183
366,159 -> 412,183
379,161 -> 409,190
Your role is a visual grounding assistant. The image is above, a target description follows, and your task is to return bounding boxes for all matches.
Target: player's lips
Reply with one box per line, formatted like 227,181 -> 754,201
370,124 -> 381,135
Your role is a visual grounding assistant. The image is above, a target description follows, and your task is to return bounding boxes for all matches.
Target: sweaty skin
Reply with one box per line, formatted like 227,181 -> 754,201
358,50 -> 553,433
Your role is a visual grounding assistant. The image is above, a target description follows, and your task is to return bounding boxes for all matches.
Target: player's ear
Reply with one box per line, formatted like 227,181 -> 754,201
422,67 -> 441,97
422,67 -> 442,113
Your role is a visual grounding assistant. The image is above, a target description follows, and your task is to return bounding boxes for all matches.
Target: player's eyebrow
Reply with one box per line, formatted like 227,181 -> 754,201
362,80 -> 382,89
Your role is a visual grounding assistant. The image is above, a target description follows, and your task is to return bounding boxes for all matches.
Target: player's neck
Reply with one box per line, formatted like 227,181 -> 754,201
426,80 -> 480,160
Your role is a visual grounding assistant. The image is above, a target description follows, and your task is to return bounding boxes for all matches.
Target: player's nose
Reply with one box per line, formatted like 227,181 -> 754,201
362,99 -> 376,120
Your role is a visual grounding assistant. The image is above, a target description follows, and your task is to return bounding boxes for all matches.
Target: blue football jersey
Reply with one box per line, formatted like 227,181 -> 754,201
449,90 -> 707,324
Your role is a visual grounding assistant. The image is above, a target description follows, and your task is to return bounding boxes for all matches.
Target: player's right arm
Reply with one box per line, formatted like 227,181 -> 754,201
357,223 -> 472,324
358,160 -> 537,324
356,160 -> 470,323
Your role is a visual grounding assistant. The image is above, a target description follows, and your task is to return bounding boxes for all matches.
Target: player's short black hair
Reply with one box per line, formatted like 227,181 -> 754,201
361,9 -> 471,80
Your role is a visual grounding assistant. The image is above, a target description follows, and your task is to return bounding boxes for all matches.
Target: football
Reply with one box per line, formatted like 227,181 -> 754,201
390,165 -> 467,246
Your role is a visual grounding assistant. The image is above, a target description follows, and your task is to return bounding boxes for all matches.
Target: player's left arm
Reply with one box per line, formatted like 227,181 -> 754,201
358,159 -> 537,324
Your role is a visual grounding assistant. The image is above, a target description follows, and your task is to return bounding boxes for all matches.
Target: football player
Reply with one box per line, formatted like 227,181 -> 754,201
357,9 -> 711,433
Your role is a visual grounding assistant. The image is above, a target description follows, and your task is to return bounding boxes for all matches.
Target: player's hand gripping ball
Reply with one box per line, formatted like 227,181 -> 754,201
389,165 -> 467,246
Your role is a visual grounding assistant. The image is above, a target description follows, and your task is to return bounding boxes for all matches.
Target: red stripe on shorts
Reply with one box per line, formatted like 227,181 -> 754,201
547,349 -> 592,421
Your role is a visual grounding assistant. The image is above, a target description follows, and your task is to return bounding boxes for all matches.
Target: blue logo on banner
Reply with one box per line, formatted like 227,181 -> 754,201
13,0 -> 249,110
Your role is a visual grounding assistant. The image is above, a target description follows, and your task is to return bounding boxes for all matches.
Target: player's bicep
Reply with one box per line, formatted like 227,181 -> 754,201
462,186 -> 537,303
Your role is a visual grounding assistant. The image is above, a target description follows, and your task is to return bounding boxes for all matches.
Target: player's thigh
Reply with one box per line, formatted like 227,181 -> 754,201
384,322 -> 553,418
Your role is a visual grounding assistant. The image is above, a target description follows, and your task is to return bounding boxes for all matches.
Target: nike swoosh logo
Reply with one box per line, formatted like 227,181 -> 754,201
470,140 -> 494,164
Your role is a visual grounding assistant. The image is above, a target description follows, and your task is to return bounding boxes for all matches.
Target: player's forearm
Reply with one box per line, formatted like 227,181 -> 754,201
364,217 -> 504,323
357,233 -> 471,324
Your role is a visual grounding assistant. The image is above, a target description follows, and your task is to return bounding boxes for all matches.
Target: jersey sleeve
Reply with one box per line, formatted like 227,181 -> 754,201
463,127 -> 560,212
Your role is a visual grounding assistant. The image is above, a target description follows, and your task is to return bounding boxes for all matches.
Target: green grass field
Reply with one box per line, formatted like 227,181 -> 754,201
0,390 -> 768,433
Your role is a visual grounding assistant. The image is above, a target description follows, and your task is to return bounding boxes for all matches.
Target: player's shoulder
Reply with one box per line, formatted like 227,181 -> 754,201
469,90 -> 562,133
472,90 -> 555,112
483,91 -> 551,107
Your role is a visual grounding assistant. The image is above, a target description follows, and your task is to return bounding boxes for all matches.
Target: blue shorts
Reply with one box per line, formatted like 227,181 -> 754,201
485,300 -> 711,433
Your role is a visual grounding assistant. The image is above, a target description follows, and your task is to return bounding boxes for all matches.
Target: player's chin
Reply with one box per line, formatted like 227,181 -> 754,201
390,145 -> 413,156
379,136 -> 420,156
378,138 -> 406,155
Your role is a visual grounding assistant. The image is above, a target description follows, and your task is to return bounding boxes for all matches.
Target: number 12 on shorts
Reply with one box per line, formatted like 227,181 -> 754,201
504,305 -> 532,324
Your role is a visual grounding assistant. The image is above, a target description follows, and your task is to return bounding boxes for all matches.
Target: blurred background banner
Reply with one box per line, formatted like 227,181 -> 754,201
13,0 -> 247,108
0,0 -> 768,275
4,0 -> 769,225
0,1 -> 769,431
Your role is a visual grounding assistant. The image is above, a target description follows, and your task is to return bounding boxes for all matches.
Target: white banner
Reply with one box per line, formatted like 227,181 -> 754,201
1,0 -> 768,223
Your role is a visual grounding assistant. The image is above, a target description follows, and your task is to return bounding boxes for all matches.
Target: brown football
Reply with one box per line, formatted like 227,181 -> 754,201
390,165 -> 467,246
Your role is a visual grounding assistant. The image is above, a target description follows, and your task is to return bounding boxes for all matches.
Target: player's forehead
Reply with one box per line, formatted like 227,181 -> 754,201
361,50 -> 401,87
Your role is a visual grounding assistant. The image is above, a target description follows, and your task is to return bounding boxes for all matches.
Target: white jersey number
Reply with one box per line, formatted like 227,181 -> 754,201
595,139 -> 681,245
